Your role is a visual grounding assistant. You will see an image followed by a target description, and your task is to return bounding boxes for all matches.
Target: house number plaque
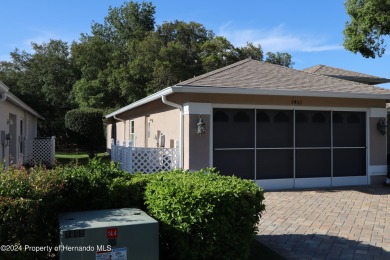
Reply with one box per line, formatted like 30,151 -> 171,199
291,99 -> 302,105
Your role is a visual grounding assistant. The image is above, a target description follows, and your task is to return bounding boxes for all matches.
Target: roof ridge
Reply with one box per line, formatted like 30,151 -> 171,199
177,58 -> 252,86
311,64 -> 324,74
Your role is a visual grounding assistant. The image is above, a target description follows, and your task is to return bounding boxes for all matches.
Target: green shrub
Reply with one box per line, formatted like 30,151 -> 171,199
0,159 -> 133,259
59,159 -> 129,211
0,162 -> 266,260
64,108 -> 105,157
109,173 -> 151,210
0,165 -> 65,259
144,169 -> 265,260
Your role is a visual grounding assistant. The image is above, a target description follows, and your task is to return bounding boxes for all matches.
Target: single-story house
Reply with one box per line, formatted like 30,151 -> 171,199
106,59 -> 390,189
0,81 -> 44,167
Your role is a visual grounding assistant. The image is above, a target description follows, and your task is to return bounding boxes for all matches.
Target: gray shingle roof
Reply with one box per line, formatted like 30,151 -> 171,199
302,64 -> 390,85
177,59 -> 390,95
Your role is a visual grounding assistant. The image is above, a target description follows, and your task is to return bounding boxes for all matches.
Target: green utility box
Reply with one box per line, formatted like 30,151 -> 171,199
59,208 -> 158,260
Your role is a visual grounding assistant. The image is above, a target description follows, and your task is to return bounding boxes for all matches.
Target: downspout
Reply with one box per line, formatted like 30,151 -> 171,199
113,115 -> 126,145
0,92 -> 7,168
0,92 -> 7,102
161,95 -> 183,169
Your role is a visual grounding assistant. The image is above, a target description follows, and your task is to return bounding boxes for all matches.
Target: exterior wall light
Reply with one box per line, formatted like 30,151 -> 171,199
197,115 -> 206,135
5,133 -> 11,147
377,118 -> 386,135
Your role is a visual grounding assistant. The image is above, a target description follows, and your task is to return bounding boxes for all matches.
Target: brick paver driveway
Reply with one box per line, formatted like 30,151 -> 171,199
257,185 -> 390,260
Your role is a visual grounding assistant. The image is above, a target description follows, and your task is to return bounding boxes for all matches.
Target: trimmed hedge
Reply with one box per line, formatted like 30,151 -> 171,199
64,108 -> 105,157
143,169 -> 265,260
0,162 -> 265,260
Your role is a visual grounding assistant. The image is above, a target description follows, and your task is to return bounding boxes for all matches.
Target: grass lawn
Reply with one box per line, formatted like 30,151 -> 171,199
55,152 -> 110,165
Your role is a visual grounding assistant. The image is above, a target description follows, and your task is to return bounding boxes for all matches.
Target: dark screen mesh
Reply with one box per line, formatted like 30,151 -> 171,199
257,110 -> 293,148
296,149 -> 331,178
256,149 -> 294,179
213,150 -> 254,179
333,148 -> 366,176
296,111 -> 331,147
333,112 -> 366,147
213,109 -> 255,148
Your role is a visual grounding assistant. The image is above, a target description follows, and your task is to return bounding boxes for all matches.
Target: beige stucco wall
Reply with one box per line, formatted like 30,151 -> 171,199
0,99 -> 38,165
370,117 -> 387,165
183,114 -> 210,170
169,93 -> 385,108
106,99 -> 180,150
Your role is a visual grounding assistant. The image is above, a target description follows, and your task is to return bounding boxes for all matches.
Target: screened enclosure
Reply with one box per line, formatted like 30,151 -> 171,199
213,109 -> 367,185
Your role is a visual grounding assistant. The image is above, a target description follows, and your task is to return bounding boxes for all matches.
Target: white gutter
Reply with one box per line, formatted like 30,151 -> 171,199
106,87 -> 173,118
113,115 -> 126,145
161,95 -> 183,169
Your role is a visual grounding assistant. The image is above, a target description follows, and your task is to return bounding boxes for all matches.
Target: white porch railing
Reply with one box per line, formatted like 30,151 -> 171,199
24,136 -> 56,166
111,140 -> 180,174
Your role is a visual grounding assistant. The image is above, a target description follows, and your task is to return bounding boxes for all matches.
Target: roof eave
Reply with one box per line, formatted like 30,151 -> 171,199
329,76 -> 390,85
6,92 -> 44,120
105,87 -> 173,119
0,81 -> 9,92
173,85 -> 390,100
105,84 -> 390,119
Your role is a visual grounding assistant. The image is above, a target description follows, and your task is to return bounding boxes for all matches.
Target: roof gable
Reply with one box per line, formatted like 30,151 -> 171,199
177,59 -> 390,95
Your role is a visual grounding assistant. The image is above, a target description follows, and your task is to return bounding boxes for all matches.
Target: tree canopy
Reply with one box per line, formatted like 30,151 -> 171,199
343,0 -> 390,58
0,1 -> 294,143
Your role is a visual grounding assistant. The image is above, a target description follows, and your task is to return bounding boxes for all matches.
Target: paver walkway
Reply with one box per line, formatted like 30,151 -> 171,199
257,185 -> 390,260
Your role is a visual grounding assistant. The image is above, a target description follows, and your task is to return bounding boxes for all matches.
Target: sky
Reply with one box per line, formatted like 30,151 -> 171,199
1,0 -> 390,88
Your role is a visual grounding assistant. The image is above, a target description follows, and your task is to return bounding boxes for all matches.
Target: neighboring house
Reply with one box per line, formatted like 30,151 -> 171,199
106,59 -> 390,189
0,81 -> 44,167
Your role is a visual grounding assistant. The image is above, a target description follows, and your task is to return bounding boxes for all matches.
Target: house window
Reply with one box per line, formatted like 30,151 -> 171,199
130,120 -> 135,145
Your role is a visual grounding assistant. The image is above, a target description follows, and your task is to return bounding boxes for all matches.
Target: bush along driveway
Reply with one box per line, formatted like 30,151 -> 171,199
257,185 -> 390,260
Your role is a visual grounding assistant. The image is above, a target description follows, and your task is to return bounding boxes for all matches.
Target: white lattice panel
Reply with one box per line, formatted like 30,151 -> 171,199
111,141 -> 179,174
131,148 -> 179,174
24,137 -> 55,166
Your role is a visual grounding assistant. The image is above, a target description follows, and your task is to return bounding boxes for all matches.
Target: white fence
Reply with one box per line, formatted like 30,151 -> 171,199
111,140 -> 180,174
24,136 -> 56,166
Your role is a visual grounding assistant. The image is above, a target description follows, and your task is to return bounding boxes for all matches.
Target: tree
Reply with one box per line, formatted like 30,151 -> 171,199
343,0 -> 390,58
0,40 -> 78,140
200,36 -> 239,72
71,1 -> 156,109
64,109 -> 105,157
265,52 -> 294,68
237,42 -> 264,61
